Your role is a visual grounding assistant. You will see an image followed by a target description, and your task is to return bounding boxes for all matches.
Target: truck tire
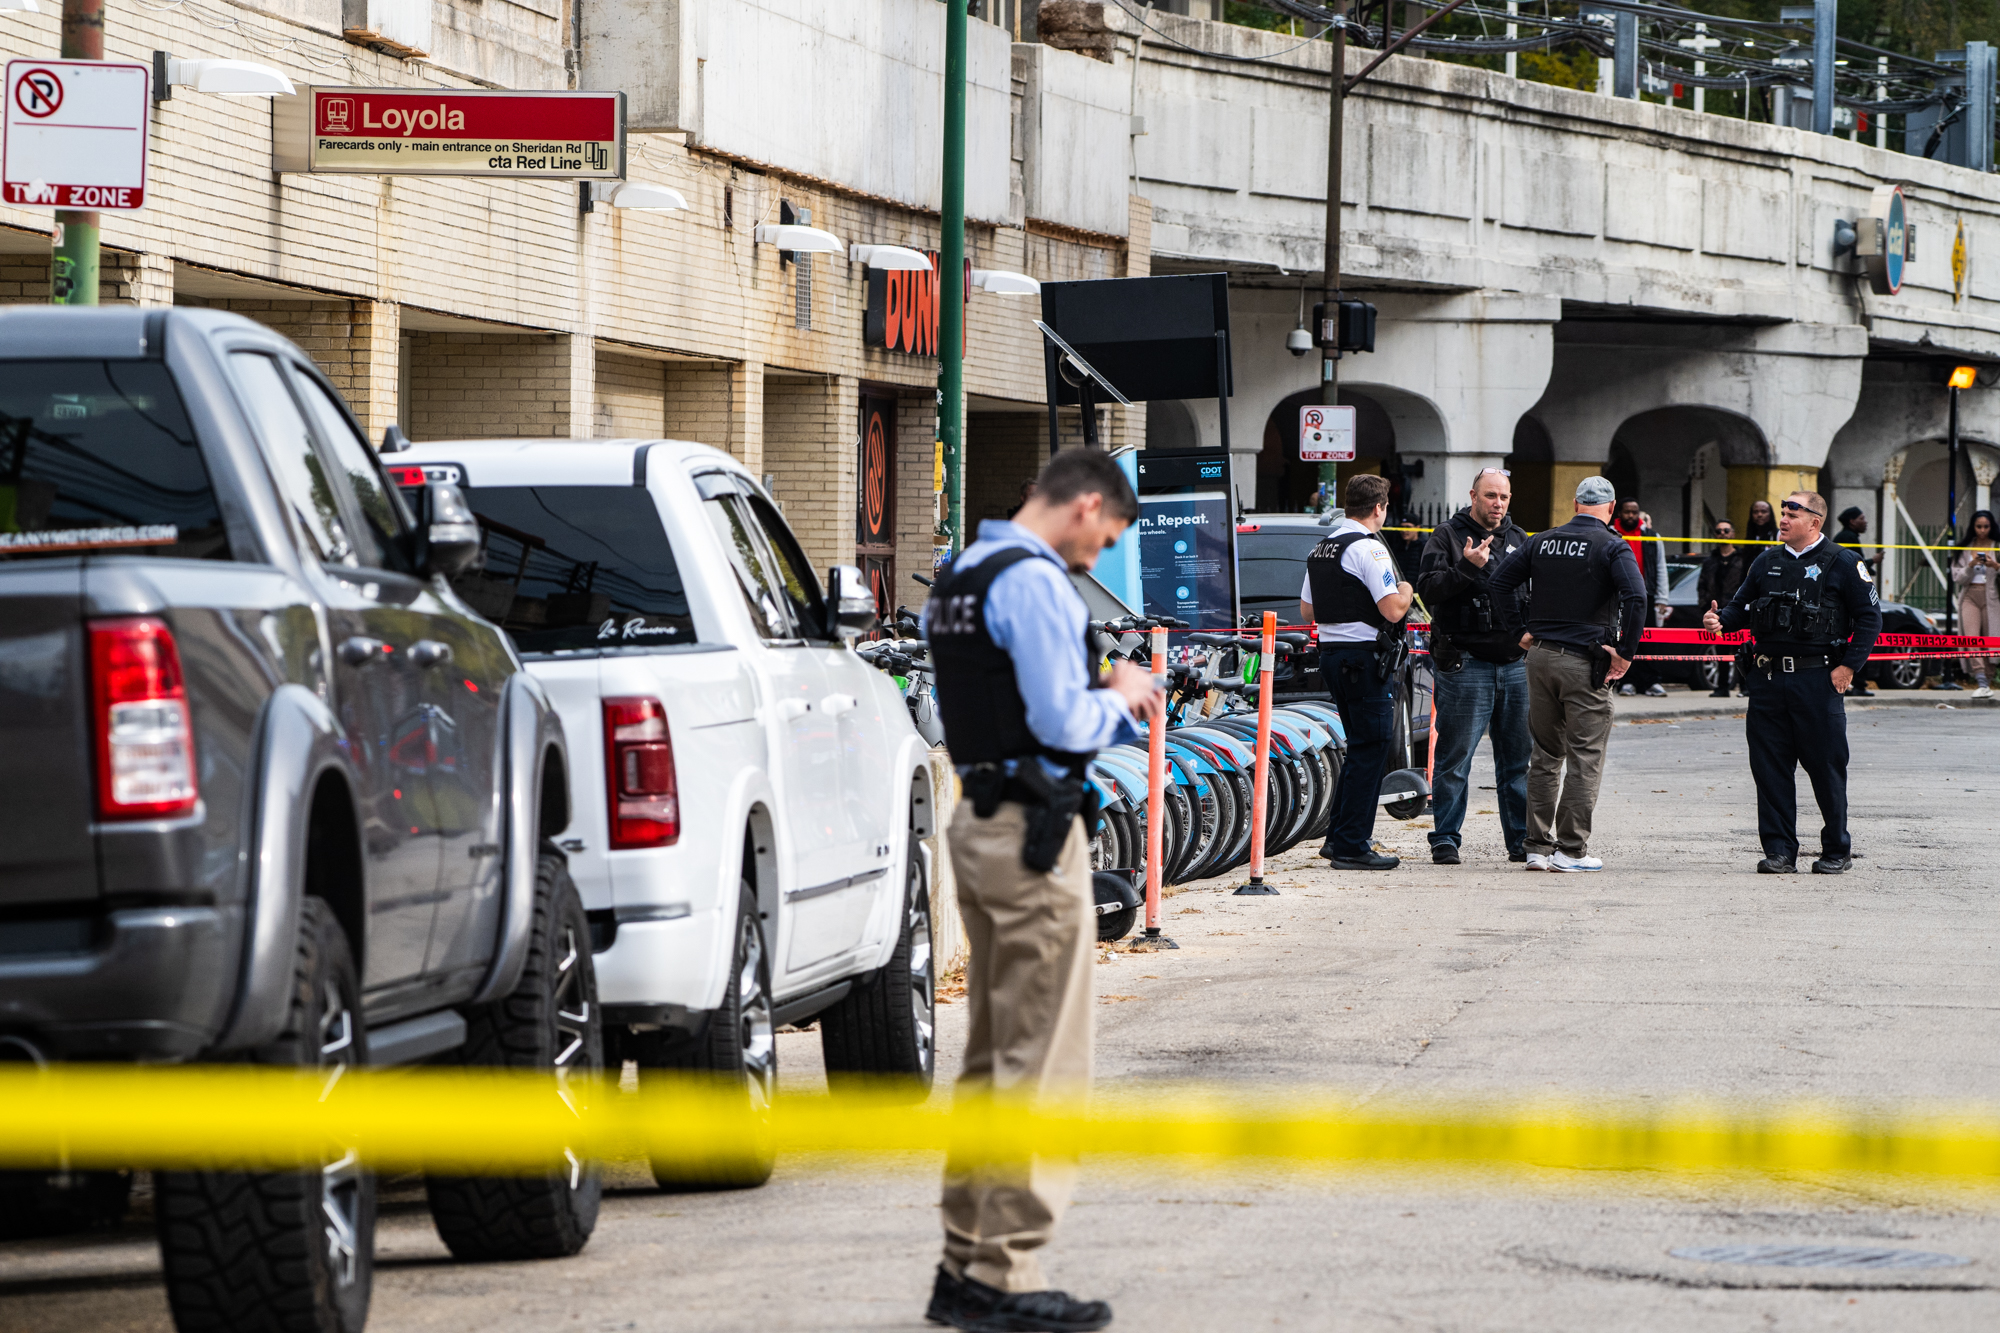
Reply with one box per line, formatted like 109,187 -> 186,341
156,897 -> 373,1333
820,842 -> 936,1101
648,881 -> 777,1192
427,850 -> 602,1261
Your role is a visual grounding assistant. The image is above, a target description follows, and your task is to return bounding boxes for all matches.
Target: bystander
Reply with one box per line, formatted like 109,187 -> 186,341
1698,521 -> 1752,697
1953,510 -> 1999,700
1745,499 -> 1778,547
1612,499 -> 1671,697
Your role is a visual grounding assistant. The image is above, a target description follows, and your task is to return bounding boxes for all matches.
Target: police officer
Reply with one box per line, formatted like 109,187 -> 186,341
1300,473 -> 1414,871
1486,476 -> 1647,872
1702,490 -> 1881,875
921,448 -> 1161,1333
1416,466 -> 1532,865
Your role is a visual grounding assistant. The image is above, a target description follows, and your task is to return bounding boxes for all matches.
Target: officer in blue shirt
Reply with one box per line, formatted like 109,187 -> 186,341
921,449 -> 1161,1333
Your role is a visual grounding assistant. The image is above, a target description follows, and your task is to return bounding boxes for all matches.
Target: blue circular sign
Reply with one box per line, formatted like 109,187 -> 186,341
1176,585 -> 1190,600
1883,188 -> 1905,294
1174,539 -> 1188,554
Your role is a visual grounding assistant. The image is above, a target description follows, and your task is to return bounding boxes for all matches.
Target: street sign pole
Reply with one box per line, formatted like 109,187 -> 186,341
53,0 -> 102,305
938,0 -> 966,556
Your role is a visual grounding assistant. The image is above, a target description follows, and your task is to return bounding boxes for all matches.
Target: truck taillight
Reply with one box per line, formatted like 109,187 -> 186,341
603,696 -> 678,849
89,618 -> 198,820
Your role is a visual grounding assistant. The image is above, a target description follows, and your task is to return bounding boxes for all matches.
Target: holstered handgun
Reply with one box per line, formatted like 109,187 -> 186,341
1588,644 -> 1612,692
1373,624 -> 1408,682
1429,623 -> 1465,675
1008,761 -> 1085,874
962,764 -> 1006,819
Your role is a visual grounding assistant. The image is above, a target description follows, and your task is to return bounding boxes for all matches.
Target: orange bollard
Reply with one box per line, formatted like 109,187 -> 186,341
1130,626 -> 1178,950
1234,612 -> 1280,896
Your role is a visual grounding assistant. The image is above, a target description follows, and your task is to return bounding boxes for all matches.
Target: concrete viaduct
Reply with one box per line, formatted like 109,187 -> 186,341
1106,10 -> 2000,600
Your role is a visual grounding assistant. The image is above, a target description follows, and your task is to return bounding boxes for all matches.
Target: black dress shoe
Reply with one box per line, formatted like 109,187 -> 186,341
1709,689 -> 1732,698
1756,856 -> 1798,874
1432,843 -> 1461,865
927,1266 -> 980,1326
931,1271 -> 1112,1333
1507,848 -> 1528,863
1811,854 -> 1852,874
1326,850 -> 1399,870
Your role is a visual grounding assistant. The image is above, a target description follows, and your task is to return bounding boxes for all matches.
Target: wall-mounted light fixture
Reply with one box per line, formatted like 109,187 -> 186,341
753,223 -> 844,254
970,269 -> 1040,295
849,244 -> 933,270
152,52 -> 296,101
580,181 -> 689,214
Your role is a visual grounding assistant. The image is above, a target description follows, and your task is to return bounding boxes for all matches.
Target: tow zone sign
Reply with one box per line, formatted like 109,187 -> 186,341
1299,405 -> 1356,462
3,60 -> 150,210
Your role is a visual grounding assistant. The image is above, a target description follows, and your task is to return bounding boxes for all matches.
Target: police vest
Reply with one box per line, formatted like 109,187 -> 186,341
1526,522 -> 1626,637
1746,542 -> 1852,646
1305,530 -> 1396,633
924,547 -> 1094,771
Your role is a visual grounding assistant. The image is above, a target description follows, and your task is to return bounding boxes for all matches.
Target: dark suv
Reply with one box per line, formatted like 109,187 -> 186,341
0,308 -> 596,1333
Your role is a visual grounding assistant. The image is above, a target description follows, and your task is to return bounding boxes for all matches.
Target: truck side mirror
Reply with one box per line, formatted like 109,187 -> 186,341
825,564 -> 877,639
418,481 -> 482,579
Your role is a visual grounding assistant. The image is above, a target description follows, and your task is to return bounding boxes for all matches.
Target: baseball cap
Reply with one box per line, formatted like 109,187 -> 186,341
1574,475 -> 1616,506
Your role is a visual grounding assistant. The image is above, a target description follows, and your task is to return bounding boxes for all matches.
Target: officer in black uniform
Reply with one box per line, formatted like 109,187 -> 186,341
1703,490 -> 1881,875
1485,475 -> 1647,871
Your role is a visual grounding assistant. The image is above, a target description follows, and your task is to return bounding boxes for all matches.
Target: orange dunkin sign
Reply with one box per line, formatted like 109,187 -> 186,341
864,253 -> 970,357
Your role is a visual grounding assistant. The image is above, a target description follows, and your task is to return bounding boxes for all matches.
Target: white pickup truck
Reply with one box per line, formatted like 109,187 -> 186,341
392,438 -> 937,1187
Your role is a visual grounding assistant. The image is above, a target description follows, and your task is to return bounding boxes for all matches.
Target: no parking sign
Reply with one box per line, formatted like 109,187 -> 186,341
3,60 -> 150,209
1299,404 -> 1355,462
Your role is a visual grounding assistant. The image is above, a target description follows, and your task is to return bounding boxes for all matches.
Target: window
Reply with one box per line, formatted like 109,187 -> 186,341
230,352 -> 351,565
0,361 -> 228,563
418,484 -> 696,656
742,493 -> 827,638
701,491 -> 795,639
293,371 -> 411,572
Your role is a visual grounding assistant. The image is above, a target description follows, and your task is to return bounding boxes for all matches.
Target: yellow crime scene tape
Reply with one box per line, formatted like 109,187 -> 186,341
7,1066 -> 2000,1185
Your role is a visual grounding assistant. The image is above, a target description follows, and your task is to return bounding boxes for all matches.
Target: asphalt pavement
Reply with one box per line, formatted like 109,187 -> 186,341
5,703 -> 1999,1332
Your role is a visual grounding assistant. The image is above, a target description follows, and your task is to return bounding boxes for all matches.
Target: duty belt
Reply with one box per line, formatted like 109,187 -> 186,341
1753,653 -> 1835,673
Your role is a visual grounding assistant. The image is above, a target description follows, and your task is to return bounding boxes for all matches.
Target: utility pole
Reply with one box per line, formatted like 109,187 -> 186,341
53,0 -> 102,305
938,0 -> 967,555
1318,21 -> 1344,498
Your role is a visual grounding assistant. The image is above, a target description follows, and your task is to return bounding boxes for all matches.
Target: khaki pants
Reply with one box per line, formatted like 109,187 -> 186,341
1524,643 -> 1616,856
939,801 -> 1094,1293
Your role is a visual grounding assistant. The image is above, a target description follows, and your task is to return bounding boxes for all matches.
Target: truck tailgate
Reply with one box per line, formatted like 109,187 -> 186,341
0,563 -> 96,906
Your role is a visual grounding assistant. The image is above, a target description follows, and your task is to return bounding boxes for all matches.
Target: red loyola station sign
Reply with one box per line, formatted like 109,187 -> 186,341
274,87 -> 624,179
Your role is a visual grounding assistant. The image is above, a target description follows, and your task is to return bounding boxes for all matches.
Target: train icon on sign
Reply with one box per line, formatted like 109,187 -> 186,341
323,98 -> 353,133
14,69 -> 63,119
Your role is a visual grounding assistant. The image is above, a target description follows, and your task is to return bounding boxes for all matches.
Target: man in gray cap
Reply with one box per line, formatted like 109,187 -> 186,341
1486,476 -> 1648,871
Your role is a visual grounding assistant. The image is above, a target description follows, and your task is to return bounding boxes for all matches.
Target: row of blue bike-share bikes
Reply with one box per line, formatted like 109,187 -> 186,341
858,613 -> 1435,943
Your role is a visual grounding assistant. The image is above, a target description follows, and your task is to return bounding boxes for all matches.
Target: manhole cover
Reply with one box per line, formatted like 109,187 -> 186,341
1671,1244 -> 1971,1271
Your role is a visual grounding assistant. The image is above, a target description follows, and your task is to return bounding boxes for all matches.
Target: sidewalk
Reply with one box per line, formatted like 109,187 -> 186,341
1610,684 -> 2000,722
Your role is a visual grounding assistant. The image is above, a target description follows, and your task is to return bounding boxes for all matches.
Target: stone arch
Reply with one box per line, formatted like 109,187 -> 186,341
1605,405 -> 1772,540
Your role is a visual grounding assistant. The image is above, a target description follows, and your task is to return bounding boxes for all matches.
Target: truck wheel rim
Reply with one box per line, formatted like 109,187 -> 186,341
551,921 -> 593,1188
907,866 -> 935,1074
318,980 -> 362,1289
738,919 -> 775,1115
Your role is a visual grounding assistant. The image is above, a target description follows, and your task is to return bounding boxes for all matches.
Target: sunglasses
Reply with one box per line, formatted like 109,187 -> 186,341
1714,527 -> 1734,536
1474,468 -> 1511,479
1780,500 -> 1824,518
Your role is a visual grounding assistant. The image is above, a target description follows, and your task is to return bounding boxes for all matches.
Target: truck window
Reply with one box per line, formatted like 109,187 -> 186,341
741,493 -> 828,639
701,492 -> 798,640
229,352 -> 354,565
290,369 -> 413,573
428,485 -> 696,656
0,360 -> 229,563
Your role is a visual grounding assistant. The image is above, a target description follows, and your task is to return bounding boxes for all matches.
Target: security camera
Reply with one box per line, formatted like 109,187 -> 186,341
1286,326 -> 1313,357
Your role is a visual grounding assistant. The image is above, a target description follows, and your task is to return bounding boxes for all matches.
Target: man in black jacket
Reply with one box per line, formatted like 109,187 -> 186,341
1698,519 -> 1752,697
1416,468 -> 1532,865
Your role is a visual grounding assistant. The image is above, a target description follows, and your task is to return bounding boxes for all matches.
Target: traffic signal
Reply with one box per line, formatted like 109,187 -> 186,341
1312,299 -> 1376,353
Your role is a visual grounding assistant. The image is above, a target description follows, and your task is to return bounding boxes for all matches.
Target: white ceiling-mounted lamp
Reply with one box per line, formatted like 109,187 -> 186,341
971,269 -> 1041,296
0,0 -> 40,13
580,180 -> 689,214
848,244 -> 933,271
152,52 -> 296,101
753,223 -> 845,255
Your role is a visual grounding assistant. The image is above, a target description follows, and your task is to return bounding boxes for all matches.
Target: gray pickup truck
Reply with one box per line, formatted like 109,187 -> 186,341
0,308 -> 598,1333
